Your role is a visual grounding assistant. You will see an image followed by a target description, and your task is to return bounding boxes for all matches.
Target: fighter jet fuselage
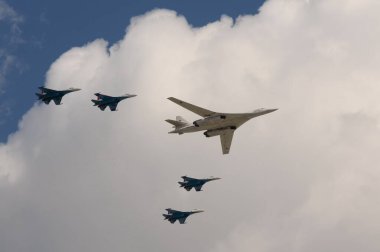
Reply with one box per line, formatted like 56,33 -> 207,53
178,176 -> 221,191
91,93 -> 137,111
163,208 -> 204,224
36,87 -> 81,105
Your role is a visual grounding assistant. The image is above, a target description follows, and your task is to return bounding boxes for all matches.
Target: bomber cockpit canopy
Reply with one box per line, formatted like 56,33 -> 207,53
254,108 -> 266,112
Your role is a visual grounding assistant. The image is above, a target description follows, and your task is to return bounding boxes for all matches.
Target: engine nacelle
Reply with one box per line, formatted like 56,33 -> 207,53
193,115 -> 226,127
204,127 -> 235,137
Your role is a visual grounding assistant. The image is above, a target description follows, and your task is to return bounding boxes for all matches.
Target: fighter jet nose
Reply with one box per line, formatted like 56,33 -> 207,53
208,177 -> 221,181
192,209 -> 204,213
121,94 -> 137,99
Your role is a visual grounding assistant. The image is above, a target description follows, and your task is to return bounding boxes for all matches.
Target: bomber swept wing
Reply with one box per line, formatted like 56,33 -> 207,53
167,97 -> 216,117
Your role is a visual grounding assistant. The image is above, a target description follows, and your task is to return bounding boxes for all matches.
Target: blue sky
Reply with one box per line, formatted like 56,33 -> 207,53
0,0 -> 265,142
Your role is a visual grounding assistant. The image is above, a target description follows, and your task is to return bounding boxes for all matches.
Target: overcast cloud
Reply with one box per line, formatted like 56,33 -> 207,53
1,0 -> 380,251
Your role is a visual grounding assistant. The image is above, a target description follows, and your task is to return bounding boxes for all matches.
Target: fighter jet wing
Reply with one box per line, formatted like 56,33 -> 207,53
99,105 -> 107,111
166,209 -> 180,214
168,97 -> 216,117
109,103 -> 118,111
94,93 -> 112,100
179,218 -> 187,224
182,176 -> 196,182
195,185 -> 203,191
38,86 -> 54,92
53,97 -> 62,105
220,129 -> 235,154
43,99 -> 51,105
169,219 -> 176,224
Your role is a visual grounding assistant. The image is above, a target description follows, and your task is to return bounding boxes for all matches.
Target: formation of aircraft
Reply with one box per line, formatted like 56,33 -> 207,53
166,97 -> 277,154
35,87 -> 81,105
163,208 -> 204,224
91,93 -> 137,111
36,87 -> 137,111
35,86 -> 278,224
178,176 -> 221,191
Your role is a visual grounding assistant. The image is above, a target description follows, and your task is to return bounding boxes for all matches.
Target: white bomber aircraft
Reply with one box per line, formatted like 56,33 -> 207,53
166,97 -> 278,154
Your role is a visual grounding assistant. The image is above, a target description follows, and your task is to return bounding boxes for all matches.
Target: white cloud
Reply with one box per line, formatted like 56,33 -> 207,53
1,0 -> 380,251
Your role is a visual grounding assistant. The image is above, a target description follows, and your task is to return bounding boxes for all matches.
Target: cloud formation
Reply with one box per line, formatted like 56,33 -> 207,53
1,0 -> 380,251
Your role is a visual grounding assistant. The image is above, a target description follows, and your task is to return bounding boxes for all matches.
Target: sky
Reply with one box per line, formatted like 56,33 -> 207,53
0,0 -> 264,142
2,0 -> 380,252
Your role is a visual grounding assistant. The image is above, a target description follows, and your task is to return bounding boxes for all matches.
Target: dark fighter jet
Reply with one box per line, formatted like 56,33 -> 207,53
91,93 -> 136,111
36,87 -> 81,105
163,208 -> 204,224
178,176 -> 221,191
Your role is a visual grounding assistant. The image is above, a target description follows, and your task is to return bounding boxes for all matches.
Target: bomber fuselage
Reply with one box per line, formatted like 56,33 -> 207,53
170,109 -> 277,135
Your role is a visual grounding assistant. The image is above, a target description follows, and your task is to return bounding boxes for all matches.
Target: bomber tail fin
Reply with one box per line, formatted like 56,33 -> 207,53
175,116 -> 189,124
165,116 -> 190,129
